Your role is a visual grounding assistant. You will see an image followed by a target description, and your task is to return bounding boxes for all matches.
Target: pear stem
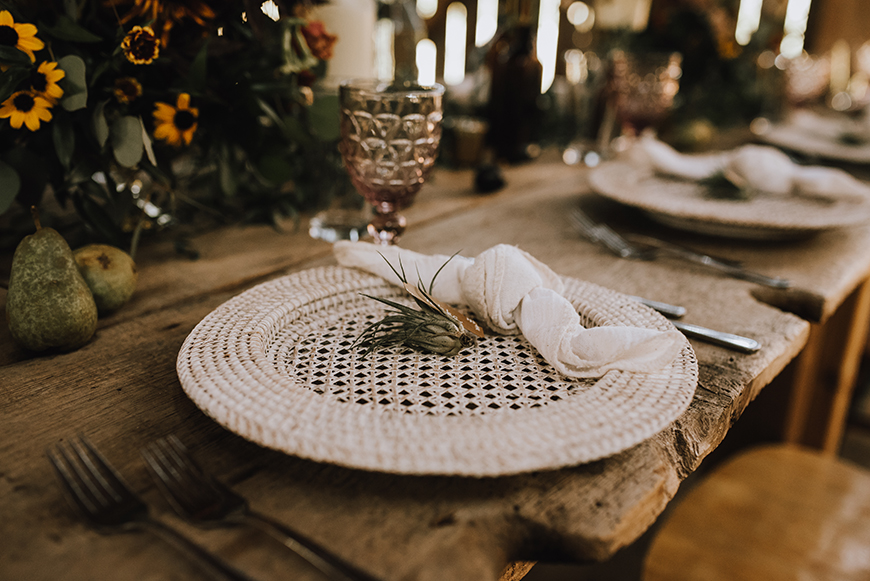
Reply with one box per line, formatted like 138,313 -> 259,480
30,206 -> 42,231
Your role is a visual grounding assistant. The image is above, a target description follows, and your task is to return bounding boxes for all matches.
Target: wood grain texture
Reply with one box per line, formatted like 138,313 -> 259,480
4,157 -> 860,581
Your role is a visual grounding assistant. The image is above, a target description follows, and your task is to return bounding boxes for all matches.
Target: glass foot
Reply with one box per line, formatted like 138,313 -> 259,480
368,212 -> 407,245
309,209 -> 370,243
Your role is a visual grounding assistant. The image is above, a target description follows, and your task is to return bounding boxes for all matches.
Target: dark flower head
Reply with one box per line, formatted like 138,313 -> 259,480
122,25 -> 160,65
114,76 -> 143,103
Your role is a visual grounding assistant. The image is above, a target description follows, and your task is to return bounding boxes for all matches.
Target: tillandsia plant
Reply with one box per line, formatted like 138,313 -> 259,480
354,254 -> 483,358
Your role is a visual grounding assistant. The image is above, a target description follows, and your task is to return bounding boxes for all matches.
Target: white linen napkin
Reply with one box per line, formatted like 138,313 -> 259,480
334,241 -> 686,378
632,134 -> 870,202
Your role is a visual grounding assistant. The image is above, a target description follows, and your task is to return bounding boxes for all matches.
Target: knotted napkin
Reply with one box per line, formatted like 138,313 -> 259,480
334,241 -> 686,378
631,134 -> 870,202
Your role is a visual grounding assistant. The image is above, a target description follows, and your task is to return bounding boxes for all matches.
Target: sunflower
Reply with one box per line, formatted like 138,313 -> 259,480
0,10 -> 44,63
29,61 -> 65,104
114,76 -> 143,104
104,0 -> 215,45
0,91 -> 53,131
121,25 -> 160,65
153,93 -> 198,146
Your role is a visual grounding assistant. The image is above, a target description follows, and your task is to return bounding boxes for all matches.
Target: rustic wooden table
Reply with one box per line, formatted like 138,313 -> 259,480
2,157 -> 868,580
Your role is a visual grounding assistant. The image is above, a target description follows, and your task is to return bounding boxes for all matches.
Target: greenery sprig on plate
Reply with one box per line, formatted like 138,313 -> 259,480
354,253 -> 483,358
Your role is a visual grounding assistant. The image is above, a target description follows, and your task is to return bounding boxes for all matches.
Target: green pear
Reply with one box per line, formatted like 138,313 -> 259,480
6,209 -> 98,352
73,244 -> 138,314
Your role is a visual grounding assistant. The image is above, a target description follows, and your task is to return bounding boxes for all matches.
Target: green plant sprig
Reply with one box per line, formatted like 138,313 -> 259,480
353,253 -> 478,358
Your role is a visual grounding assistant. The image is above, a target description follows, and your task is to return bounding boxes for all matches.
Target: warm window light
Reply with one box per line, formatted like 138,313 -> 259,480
375,18 -> 395,81
417,0 -> 438,19
734,0 -> 762,46
475,0 -> 498,47
780,0 -> 812,58
260,1 -> 279,21
537,0 -> 560,93
444,2 -> 467,86
417,39 -> 437,85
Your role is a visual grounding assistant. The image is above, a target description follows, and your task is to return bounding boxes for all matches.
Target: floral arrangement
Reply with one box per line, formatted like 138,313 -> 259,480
0,0 -> 347,255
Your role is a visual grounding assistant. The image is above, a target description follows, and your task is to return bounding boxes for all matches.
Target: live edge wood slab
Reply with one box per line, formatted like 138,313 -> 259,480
10,155 -> 870,581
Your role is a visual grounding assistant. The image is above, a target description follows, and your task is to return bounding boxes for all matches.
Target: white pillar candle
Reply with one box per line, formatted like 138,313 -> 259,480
310,0 -> 377,86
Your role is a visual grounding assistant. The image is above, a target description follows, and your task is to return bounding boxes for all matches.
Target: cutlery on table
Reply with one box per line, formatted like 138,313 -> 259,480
631,296 -> 761,354
569,208 -> 792,289
141,435 -> 380,581
46,435 -> 257,581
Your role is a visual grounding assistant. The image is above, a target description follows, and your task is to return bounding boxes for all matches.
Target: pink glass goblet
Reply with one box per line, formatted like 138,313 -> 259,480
610,50 -> 682,137
338,79 -> 445,245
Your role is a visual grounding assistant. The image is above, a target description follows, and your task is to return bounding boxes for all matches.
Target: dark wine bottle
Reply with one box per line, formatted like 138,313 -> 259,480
485,0 -> 544,163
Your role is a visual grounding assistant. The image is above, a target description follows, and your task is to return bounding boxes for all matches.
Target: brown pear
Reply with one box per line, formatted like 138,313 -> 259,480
6,209 -> 98,351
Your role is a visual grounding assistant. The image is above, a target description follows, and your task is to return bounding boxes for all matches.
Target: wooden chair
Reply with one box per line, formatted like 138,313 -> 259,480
643,444 -> 870,581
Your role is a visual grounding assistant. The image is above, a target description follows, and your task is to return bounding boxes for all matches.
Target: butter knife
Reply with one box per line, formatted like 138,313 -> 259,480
631,297 -> 761,353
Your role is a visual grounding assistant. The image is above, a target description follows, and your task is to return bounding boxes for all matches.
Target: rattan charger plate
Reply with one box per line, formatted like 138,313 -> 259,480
177,266 -> 698,477
758,116 -> 870,165
588,161 -> 870,240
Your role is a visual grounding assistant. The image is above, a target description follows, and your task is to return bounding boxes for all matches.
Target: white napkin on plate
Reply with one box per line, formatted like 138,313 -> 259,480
334,241 -> 686,378
632,134 -> 870,202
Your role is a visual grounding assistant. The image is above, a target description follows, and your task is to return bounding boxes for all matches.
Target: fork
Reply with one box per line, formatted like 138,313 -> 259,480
46,435 -> 257,581
141,435 -> 380,581
569,207 -> 792,289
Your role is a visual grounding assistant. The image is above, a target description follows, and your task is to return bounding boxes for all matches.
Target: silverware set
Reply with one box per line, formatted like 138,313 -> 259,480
570,207 -> 767,353
569,207 -> 792,289
48,434 -> 379,581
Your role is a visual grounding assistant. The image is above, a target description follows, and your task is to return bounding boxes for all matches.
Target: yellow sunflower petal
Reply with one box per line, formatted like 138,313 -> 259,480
0,11 -> 13,26
15,23 -> 40,38
176,93 -> 191,109
9,111 -> 25,129
24,112 -> 41,131
44,85 -> 64,100
153,103 -> 176,122
187,106 -> 199,118
181,126 -> 197,145
153,123 -> 179,144
0,101 -> 14,118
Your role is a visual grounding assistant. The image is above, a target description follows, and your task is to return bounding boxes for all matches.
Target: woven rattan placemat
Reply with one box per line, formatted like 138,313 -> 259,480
177,266 -> 698,476
589,161 -> 870,240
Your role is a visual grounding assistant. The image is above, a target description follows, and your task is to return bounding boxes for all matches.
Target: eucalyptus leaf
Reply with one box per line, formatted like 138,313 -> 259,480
307,93 -> 340,141
139,117 -> 157,166
93,100 -> 109,147
58,55 -> 87,111
0,67 -> 29,103
188,40 -> 209,92
0,46 -> 31,66
39,15 -> 102,43
111,116 -> 144,168
52,113 -> 75,169
0,161 -> 21,214
218,159 -> 238,197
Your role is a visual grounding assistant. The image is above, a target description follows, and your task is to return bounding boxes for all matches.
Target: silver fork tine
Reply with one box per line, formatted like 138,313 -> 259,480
48,442 -> 103,516
75,436 -> 132,504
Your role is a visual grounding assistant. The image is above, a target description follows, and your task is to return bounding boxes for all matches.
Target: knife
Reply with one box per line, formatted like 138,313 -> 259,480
631,297 -> 761,354
625,233 -> 792,289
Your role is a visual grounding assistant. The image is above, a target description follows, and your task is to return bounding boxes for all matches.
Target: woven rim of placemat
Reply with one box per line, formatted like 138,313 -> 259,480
176,266 -> 698,477
588,161 -> 870,235
759,122 -> 870,165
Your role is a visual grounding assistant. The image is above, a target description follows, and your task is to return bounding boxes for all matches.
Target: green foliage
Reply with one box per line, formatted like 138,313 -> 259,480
0,1 -> 347,252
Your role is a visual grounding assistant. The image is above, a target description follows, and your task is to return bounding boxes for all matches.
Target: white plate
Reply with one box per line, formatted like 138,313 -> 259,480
758,110 -> 870,164
588,161 -> 870,240
177,266 -> 698,477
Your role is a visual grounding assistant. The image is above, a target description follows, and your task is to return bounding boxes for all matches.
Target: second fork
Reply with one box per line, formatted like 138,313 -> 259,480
141,435 -> 380,581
